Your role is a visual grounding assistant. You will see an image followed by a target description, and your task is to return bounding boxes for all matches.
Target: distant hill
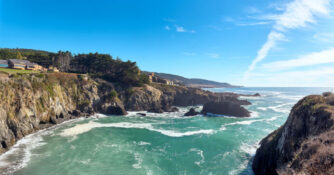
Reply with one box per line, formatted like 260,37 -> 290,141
143,72 -> 241,88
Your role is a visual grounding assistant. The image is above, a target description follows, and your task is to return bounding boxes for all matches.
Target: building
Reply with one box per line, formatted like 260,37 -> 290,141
8,59 -> 46,71
8,59 -> 30,70
0,60 -> 8,68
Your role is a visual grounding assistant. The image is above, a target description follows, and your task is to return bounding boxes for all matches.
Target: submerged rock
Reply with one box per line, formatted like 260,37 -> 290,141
184,108 -> 200,116
137,113 -> 146,116
252,94 -> 334,175
201,101 -> 250,117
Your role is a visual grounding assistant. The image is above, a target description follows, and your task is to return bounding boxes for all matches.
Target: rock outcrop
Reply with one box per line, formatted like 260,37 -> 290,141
252,93 -> 334,175
121,84 -> 250,113
184,108 -> 200,116
0,73 -> 126,154
201,101 -> 250,117
0,72 -> 251,154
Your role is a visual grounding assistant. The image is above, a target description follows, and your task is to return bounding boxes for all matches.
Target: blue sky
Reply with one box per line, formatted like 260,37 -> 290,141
1,0 -> 334,87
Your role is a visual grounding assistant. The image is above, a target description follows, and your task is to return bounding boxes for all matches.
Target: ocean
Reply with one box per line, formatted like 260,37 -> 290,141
1,87 -> 333,175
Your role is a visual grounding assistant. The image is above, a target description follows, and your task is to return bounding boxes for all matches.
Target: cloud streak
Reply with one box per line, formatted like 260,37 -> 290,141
207,53 -> 220,59
244,0 -> 332,79
175,25 -> 196,33
263,47 -> 334,71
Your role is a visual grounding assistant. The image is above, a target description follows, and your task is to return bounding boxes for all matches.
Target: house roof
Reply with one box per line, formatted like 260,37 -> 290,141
9,59 -> 31,64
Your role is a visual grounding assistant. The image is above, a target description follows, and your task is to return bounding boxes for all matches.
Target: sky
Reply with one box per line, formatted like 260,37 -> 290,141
0,0 -> 334,87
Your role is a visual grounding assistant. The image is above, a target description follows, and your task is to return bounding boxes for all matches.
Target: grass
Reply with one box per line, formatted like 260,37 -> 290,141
0,67 -> 40,74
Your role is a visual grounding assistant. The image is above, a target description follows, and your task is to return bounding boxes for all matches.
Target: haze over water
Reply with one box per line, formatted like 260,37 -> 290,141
1,87 -> 333,175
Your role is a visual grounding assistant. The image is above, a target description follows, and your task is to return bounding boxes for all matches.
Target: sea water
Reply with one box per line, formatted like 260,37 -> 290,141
1,87 -> 333,175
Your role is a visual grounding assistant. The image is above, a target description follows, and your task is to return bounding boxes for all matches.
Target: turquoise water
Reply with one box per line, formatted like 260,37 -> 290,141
1,87 -> 334,175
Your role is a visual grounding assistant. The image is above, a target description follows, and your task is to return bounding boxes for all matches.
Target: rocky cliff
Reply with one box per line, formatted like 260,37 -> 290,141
120,83 -> 248,113
252,93 -> 334,175
0,72 -> 126,154
0,72 -> 248,154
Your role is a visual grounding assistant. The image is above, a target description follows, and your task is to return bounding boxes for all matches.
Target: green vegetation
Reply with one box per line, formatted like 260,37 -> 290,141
0,68 -> 39,74
1,48 -> 151,87
109,90 -> 118,100
71,53 -> 148,86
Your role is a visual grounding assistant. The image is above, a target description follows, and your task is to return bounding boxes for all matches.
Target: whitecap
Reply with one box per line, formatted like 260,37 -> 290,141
268,104 -> 292,113
239,143 -> 258,156
134,141 -> 151,146
132,152 -> 143,169
257,107 -> 268,111
189,148 -> 205,166
250,111 -> 259,118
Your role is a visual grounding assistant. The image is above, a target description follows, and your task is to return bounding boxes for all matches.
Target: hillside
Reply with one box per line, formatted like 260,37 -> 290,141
143,72 -> 241,88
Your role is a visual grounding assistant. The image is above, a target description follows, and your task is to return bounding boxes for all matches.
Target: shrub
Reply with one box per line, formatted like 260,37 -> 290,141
109,90 -> 118,100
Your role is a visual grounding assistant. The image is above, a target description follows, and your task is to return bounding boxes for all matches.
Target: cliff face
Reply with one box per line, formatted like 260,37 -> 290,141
0,72 -> 249,154
121,84 -> 248,113
252,94 -> 334,175
0,73 -> 125,154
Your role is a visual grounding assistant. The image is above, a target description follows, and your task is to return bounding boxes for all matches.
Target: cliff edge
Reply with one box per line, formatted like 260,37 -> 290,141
252,93 -> 334,175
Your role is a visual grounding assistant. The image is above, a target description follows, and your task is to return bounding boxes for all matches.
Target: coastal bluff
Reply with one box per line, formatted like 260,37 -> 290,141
0,72 -> 249,154
252,93 -> 334,175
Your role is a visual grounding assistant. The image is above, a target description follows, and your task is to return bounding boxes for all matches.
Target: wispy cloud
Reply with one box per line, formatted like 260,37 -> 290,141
236,21 -> 271,26
165,25 -> 171,31
163,18 -> 176,22
245,7 -> 262,14
224,16 -> 271,27
247,66 -> 334,87
246,31 -> 285,75
244,0 -> 332,80
313,32 -> 334,42
207,53 -> 220,59
176,26 -> 186,32
262,47 -> 334,71
175,25 -> 196,33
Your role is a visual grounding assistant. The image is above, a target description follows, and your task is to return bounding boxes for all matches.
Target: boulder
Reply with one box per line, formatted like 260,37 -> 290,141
201,101 -> 250,117
184,108 -> 199,116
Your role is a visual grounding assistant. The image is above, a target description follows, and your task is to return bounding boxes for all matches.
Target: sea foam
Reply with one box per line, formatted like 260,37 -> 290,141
60,121 -> 215,138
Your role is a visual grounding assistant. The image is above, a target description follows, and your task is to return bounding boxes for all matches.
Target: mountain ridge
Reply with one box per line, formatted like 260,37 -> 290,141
143,71 -> 241,88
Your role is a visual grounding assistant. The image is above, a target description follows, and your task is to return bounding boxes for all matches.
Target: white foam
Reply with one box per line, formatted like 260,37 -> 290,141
268,104 -> 291,113
132,152 -> 143,169
134,141 -> 151,146
221,116 -> 279,128
250,111 -> 259,118
257,107 -> 268,111
0,130 -> 48,174
239,143 -> 258,156
0,116 -> 92,174
60,121 -> 215,138
190,148 -> 205,166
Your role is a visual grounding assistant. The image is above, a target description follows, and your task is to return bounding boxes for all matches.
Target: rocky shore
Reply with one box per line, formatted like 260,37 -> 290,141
252,93 -> 334,175
0,72 -> 251,154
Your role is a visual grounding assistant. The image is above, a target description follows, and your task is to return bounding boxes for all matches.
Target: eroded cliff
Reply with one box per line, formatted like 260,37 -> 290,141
252,93 -> 334,175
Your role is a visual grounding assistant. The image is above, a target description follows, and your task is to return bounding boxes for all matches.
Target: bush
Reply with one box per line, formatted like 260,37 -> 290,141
109,90 -> 118,100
